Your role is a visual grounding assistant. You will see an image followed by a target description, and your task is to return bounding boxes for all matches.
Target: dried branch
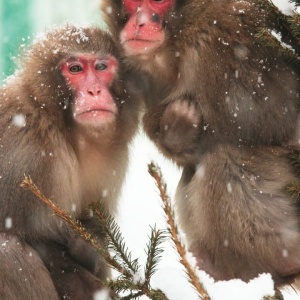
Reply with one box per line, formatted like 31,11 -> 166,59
20,175 -> 129,277
148,163 -> 210,300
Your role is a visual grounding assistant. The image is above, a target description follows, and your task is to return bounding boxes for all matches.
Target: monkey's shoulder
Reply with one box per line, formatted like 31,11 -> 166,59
177,1 -> 270,49
0,88 -> 66,153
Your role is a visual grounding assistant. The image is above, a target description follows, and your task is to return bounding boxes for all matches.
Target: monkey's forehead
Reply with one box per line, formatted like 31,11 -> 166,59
30,24 -> 116,55
19,24 -> 119,69
33,25 -> 96,44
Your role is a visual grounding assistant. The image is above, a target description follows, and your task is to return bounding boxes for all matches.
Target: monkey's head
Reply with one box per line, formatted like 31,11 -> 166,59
101,0 -> 189,91
101,0 -> 185,59
18,25 -> 138,143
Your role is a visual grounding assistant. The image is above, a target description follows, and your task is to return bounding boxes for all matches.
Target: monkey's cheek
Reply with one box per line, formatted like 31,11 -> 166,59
74,110 -> 116,127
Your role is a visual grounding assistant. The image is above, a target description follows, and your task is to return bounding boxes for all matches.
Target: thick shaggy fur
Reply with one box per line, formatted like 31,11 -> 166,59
0,25 -> 140,299
101,0 -> 300,287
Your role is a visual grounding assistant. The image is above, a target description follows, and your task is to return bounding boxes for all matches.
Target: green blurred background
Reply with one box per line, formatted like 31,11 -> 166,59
0,0 -> 104,83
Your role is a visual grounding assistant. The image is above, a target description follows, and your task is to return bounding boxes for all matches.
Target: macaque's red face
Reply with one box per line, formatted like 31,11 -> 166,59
120,0 -> 174,55
60,54 -> 119,127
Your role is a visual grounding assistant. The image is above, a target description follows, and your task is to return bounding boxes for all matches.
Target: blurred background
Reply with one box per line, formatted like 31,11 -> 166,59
0,0 -> 103,83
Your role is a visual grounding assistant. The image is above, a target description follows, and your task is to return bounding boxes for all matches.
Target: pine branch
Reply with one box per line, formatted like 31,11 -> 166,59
258,0 -> 300,54
263,296 -> 281,300
121,292 -> 144,300
255,28 -> 300,67
263,288 -> 285,300
287,14 -> 300,39
91,204 -> 168,299
144,227 -> 167,285
148,163 -> 210,300
107,278 -> 141,294
289,151 -> 300,175
290,0 -> 300,7
21,175 -> 169,300
91,203 -> 140,276
286,181 -> 300,199
20,175 -> 130,277
287,151 -> 300,199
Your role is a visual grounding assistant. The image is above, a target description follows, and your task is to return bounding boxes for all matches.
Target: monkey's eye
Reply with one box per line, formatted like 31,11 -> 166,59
69,65 -> 83,73
95,63 -> 108,71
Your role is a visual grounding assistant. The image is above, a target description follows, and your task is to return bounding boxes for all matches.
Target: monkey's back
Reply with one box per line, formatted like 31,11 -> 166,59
176,144 -> 300,285
172,0 -> 299,147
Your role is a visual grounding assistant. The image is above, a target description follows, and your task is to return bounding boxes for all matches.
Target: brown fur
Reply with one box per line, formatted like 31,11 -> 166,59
176,145 -> 300,286
0,25 -> 140,299
0,234 -> 59,300
101,0 -> 300,288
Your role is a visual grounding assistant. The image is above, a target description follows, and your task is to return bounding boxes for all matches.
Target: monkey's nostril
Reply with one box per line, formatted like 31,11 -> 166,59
135,12 -> 149,27
88,87 -> 101,96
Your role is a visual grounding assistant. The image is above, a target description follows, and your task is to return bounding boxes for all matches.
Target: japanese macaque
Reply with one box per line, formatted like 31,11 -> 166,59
101,0 -> 300,291
0,25 -> 139,299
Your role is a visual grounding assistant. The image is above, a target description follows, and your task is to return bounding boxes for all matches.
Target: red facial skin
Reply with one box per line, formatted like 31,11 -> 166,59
60,54 -> 118,127
120,0 -> 174,55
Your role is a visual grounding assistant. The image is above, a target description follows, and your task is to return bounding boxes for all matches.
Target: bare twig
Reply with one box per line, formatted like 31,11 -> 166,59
148,163 -> 211,300
20,175 -> 128,276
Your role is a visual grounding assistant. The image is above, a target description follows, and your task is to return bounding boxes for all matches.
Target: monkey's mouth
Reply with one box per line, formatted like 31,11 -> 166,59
74,109 -> 116,125
123,39 -> 162,55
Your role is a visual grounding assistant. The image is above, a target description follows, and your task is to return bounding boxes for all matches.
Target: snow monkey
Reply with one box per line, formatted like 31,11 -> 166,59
0,25 -> 140,299
101,0 -> 300,293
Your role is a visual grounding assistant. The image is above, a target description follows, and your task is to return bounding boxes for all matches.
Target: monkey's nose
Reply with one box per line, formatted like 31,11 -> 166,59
87,85 -> 101,96
135,12 -> 149,27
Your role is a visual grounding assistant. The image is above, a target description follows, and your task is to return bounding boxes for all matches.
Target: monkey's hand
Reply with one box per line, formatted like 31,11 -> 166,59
158,99 -> 201,165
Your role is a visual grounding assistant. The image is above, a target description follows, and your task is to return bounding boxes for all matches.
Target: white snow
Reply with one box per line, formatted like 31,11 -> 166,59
12,114 -> 26,128
226,183 -> 232,193
272,0 -> 296,14
105,6 -> 113,15
196,164 -> 205,179
93,289 -> 111,300
5,217 -> 13,229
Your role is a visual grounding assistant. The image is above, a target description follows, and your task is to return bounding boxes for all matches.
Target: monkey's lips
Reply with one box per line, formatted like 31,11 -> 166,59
74,108 -> 117,126
123,39 -> 162,55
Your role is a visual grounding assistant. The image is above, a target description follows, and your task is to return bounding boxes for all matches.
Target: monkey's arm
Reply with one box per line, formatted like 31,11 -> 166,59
33,238 -> 113,300
143,99 -> 202,166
